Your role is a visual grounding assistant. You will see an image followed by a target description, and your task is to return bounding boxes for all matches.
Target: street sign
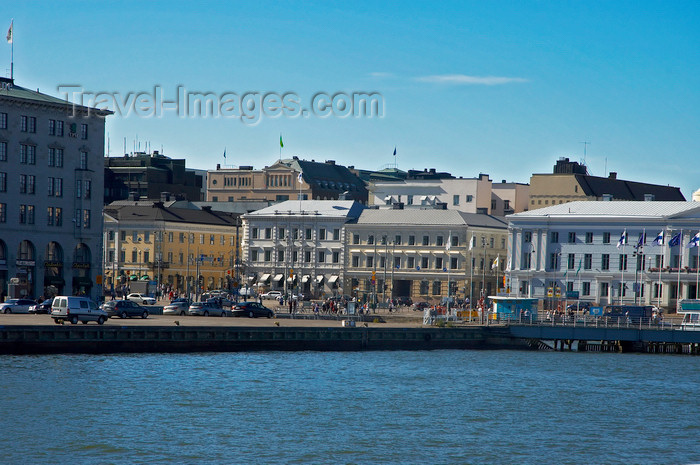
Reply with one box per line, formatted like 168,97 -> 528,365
566,291 -> 579,299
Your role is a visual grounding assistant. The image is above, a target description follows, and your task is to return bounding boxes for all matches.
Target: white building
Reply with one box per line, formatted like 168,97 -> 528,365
242,200 -> 365,297
507,201 -> 700,311
0,78 -> 110,300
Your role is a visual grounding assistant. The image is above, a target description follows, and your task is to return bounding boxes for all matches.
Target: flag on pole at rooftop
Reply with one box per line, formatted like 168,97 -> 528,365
491,256 -> 499,270
6,21 -> 12,44
279,135 -> 283,148
223,148 -> 226,159
468,235 -> 475,251
617,229 -> 627,249
297,172 -> 303,183
393,147 -> 396,156
669,232 -> 682,247
687,232 -> 700,248
651,231 -> 664,246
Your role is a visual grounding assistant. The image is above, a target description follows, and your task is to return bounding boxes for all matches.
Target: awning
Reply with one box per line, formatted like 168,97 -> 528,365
316,275 -> 324,283
328,275 -> 339,284
302,275 -> 310,283
273,274 -> 284,282
260,273 -> 271,282
247,275 -> 255,282
287,277 -> 295,283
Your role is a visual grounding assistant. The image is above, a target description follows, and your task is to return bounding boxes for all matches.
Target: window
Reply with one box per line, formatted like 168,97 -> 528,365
451,256 -> 458,269
319,228 -> 326,240
199,234 -> 204,244
318,251 -> 325,263
292,250 -> 298,262
421,256 -> 429,269
19,204 -> 26,223
0,112 -> 6,129
293,228 -> 299,240
600,282 -> 609,298
568,254 -> 575,270
352,234 -> 359,244
251,250 -> 259,262
549,253 -> 559,269
451,235 -> 459,247
420,280 -> 429,294
49,119 -> 56,135
436,257 -> 443,269
47,207 -> 55,226
432,281 -> 441,296
408,235 -> 415,246
367,235 -> 374,245
79,151 -> 88,169
422,235 -> 429,246
305,228 -> 312,240
333,228 -> 340,240
81,123 -> 88,139
603,232 -> 611,244
278,227 -> 285,240
0,172 -> 6,192
466,195 -> 473,202
167,232 -> 173,242
0,203 -> 5,222
602,254 -> 610,270
453,195 -> 459,206
264,228 -> 272,239
585,232 -> 593,244
568,232 -> 576,243
352,255 -> 359,267
251,227 -> 258,239
20,144 -> 36,164
436,236 -> 444,247
75,179 -> 82,198
491,200 -> 497,210
524,231 -> 532,242
394,256 -> 401,269
264,250 -> 272,261
366,256 -> 373,268
582,282 -> 591,296
56,120 -> 64,137
619,254 -> 627,271
84,180 -> 91,199
332,251 -> 339,263
584,254 -> 592,270
407,257 -> 415,268
83,209 -> 90,228
48,148 -> 64,167
550,231 -> 559,243
220,235 -> 225,245
0,141 -> 6,161
21,116 -> 36,132
210,234 -> 215,245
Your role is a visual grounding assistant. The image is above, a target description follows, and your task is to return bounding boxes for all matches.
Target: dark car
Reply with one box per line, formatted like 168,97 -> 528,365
396,296 -> 413,306
411,302 -> 430,311
102,299 -> 149,319
232,301 -> 274,318
567,301 -> 591,312
29,298 -> 54,314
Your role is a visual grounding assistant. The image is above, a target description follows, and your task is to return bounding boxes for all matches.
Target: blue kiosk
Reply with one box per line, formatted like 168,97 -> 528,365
488,296 -> 539,321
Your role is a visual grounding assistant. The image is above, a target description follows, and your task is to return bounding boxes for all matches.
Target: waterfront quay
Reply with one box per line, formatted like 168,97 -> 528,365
2,313 -> 700,354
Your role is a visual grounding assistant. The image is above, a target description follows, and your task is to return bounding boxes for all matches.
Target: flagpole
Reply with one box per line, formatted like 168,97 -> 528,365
677,229 -> 683,311
695,235 -> 699,299
469,235 -> 474,315
621,234 -> 625,305
9,19 -> 13,81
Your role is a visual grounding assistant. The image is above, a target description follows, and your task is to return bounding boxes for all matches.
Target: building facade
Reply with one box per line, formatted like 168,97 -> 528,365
0,77 -> 110,300
507,201 -> 700,311
241,200 -> 365,298
103,202 -> 241,297
207,157 -> 368,204
344,209 -> 508,304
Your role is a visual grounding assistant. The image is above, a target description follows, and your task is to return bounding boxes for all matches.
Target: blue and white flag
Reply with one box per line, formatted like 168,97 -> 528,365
297,172 -> 303,183
616,230 -> 627,249
650,231 -> 664,246
669,233 -> 682,247
636,232 -> 646,249
687,232 -> 700,248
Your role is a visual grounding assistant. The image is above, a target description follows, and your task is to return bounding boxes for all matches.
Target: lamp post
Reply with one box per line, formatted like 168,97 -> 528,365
382,234 -> 388,304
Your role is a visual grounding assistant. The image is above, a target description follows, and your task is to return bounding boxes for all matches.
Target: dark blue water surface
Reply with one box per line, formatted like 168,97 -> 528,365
1,350 -> 698,464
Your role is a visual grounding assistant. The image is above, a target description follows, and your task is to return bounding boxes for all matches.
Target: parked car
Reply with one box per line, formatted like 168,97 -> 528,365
396,296 -> 413,306
188,301 -> 229,317
102,299 -> 149,319
126,293 -> 156,305
411,302 -> 431,311
0,298 -> 38,314
232,301 -> 274,318
29,298 -> 54,314
206,297 -> 233,309
261,290 -> 282,300
163,298 -> 190,315
567,301 -> 591,312
51,296 -> 107,325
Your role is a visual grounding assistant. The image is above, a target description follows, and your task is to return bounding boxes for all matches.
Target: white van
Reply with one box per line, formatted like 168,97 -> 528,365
51,296 -> 107,325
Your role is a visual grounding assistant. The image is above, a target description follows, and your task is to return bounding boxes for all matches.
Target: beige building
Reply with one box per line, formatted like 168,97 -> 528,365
344,209 -> 508,305
529,157 -> 684,210
103,202 -> 241,297
207,157 -> 368,204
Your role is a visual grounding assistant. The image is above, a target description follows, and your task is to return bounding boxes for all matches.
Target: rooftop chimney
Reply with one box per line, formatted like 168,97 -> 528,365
608,172 -> 617,179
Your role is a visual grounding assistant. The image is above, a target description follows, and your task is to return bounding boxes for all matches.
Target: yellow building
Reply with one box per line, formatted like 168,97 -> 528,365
103,202 -> 241,297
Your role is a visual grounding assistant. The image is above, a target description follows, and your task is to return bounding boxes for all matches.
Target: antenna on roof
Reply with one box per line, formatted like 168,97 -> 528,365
580,141 -> 590,166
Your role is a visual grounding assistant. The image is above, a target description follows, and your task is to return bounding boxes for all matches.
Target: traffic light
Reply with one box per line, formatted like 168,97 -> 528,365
371,271 -> 376,284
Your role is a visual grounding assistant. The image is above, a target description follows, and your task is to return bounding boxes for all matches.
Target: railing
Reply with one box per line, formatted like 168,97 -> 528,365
494,313 -> 682,330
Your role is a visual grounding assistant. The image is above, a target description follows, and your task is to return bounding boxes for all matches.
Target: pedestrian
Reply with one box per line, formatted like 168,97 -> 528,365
288,298 -> 293,314
293,299 -> 297,314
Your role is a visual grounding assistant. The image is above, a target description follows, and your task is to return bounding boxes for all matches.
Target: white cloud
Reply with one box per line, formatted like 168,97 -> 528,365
416,74 -> 529,85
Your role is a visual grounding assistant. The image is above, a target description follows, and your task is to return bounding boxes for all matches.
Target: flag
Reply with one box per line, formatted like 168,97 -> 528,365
506,257 -> 511,272
297,172 -> 303,183
687,232 -> 700,248
576,258 -> 582,275
468,235 -> 475,251
651,231 -> 664,246
393,147 -> 396,156
6,21 -> 12,44
636,232 -> 646,249
223,148 -> 226,159
491,256 -> 499,270
445,240 -> 451,252
617,229 -> 627,249
669,233 -> 681,247
280,135 -> 284,148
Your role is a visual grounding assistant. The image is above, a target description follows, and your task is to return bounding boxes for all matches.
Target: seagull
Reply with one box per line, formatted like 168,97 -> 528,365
174,320 -> 180,326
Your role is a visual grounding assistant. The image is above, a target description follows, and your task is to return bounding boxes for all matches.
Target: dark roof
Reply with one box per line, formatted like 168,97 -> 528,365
275,158 -> 368,195
575,174 -> 685,201
0,78 -> 112,116
105,203 -> 240,226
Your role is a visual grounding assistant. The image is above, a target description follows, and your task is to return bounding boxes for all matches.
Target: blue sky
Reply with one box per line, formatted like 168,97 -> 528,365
3,1 -> 699,195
